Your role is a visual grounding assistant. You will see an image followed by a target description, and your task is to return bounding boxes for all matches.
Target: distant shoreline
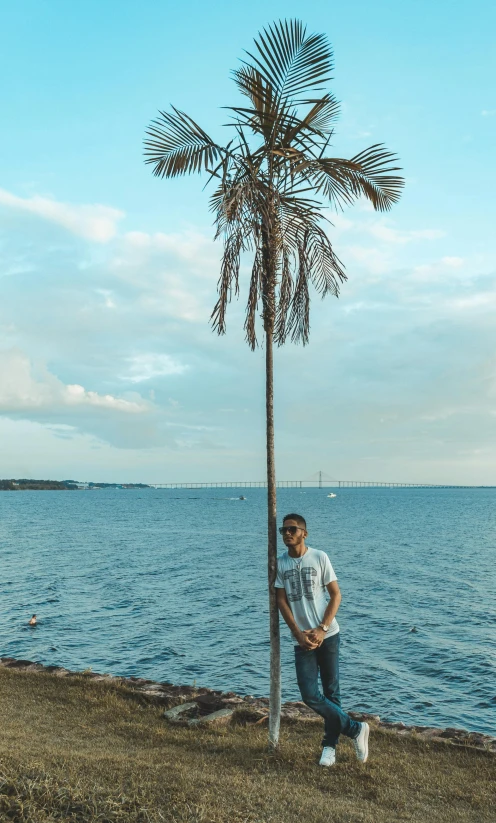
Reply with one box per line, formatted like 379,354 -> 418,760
0,479 -> 150,491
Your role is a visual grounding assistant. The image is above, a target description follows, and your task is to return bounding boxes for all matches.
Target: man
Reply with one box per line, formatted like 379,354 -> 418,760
275,513 -> 369,767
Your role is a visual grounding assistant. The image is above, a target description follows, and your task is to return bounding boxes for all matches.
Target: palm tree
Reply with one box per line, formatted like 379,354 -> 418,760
144,19 -> 403,747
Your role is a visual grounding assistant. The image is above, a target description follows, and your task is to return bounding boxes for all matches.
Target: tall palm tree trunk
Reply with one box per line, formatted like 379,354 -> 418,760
266,326 -> 281,747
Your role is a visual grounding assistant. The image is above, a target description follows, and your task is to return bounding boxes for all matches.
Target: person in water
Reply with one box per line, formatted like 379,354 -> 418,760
28,614 -> 37,626
275,513 -> 369,767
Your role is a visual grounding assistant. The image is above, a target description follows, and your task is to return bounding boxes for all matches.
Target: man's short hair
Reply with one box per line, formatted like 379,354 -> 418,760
283,513 -> 307,529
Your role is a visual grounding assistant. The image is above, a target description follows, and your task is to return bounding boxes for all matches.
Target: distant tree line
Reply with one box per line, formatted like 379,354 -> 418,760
86,482 -> 150,489
0,480 -> 150,490
0,479 -> 78,491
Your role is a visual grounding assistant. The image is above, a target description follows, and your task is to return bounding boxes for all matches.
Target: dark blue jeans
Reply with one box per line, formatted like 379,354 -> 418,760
294,632 -> 360,748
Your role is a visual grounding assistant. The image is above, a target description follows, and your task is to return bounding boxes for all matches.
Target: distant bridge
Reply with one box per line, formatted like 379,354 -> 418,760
150,480 -> 488,490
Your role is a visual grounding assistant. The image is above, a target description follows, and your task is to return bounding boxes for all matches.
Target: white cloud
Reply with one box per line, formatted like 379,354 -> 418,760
165,422 -> 217,431
448,293 -> 496,311
367,223 -> 445,244
109,230 -> 220,323
441,256 -> 464,268
121,230 -> 218,269
343,244 -> 394,274
0,188 -> 123,242
327,213 -> 354,234
123,353 -> 188,383
0,349 -> 150,414
411,256 -> 466,281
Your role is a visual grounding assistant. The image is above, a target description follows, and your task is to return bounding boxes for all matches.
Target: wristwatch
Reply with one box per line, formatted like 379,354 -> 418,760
319,623 -> 329,632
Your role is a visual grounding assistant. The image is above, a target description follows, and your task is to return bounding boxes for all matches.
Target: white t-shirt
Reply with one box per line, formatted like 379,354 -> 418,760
275,546 -> 339,638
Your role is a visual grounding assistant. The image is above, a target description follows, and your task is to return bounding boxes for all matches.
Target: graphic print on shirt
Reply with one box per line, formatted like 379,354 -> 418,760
283,567 -> 317,601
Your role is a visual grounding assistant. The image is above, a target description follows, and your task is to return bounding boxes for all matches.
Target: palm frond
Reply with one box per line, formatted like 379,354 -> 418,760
210,170 -> 261,236
345,145 -> 404,210
245,19 -> 333,103
301,95 -> 340,132
210,228 -> 244,335
244,247 -> 263,349
231,67 -> 277,137
273,250 -> 293,343
304,146 -> 404,211
268,95 -> 339,180
303,223 -> 346,296
285,250 -> 310,344
144,107 -> 221,178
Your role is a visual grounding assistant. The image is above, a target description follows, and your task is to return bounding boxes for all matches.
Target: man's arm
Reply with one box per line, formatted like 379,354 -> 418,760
305,580 -> 342,646
275,588 -> 319,649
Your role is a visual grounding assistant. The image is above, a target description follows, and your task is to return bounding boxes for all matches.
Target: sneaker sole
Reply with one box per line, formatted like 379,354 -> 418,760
360,723 -> 370,762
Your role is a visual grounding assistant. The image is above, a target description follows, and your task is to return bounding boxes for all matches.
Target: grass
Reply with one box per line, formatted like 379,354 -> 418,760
0,668 -> 494,822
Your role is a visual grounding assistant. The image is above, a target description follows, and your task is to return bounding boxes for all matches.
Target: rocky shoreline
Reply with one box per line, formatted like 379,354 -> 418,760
1,656 -> 494,753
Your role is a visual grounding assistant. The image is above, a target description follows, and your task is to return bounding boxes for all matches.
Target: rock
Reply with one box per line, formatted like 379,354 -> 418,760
140,682 -> 163,690
3,658 -> 37,669
231,707 -> 268,725
195,694 -> 223,711
189,708 -> 234,727
437,728 -> 466,739
416,728 -> 442,739
467,733 -> 491,747
283,701 -> 307,709
281,709 -> 302,720
379,721 -> 407,731
140,689 -> 169,700
52,667 -> 72,677
163,702 -> 198,722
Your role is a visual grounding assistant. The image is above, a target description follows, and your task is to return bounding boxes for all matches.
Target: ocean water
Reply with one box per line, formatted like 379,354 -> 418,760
0,486 -> 495,736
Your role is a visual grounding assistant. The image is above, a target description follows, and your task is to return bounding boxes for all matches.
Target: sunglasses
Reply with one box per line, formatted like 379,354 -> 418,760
279,525 -> 304,535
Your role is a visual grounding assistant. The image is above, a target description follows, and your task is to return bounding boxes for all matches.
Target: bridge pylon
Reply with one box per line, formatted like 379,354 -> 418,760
305,470 -> 338,489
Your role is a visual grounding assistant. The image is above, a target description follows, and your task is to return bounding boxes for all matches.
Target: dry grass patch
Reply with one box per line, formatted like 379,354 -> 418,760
0,668 -> 494,822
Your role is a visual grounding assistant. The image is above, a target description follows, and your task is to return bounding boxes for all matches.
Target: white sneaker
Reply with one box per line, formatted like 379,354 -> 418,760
319,746 -> 336,767
353,722 -> 370,762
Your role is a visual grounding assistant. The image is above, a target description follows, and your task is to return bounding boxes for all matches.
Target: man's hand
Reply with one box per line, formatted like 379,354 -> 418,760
304,627 -> 326,647
295,629 -> 321,650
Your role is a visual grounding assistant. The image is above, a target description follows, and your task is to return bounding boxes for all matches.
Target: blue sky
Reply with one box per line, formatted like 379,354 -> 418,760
0,0 -> 495,483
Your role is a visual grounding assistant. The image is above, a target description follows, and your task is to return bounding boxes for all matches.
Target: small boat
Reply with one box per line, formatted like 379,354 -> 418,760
239,495 -> 246,500
327,493 -> 337,498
